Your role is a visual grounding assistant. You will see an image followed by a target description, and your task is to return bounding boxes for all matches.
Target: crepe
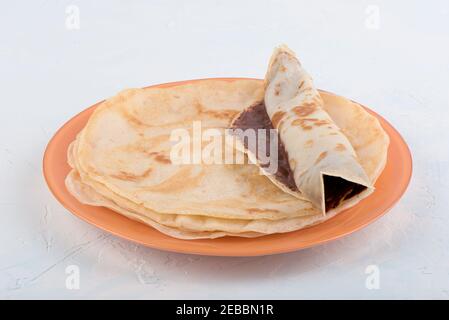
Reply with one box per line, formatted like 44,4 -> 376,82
68,139 -> 319,235
66,170 -> 263,239
65,77 -> 389,239
74,81 -> 318,221
231,46 -> 374,214
68,138 -> 367,235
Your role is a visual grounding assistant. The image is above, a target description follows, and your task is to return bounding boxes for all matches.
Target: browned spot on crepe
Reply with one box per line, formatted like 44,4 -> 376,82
280,65 -> 287,72
335,143 -> 346,151
119,136 -> 171,156
195,101 -> 239,120
247,208 -> 280,214
292,118 -> 329,128
315,151 -> 328,165
291,119 -> 313,130
118,107 -> 146,127
203,109 -> 239,120
145,151 -> 172,164
304,139 -> 314,148
154,154 -> 171,164
274,83 -> 281,96
298,80 -> 305,90
271,111 -> 286,128
292,103 -> 316,117
111,168 -> 153,182
312,119 -> 330,127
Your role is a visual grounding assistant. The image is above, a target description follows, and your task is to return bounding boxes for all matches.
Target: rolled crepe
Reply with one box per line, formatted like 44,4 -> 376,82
231,45 -> 373,214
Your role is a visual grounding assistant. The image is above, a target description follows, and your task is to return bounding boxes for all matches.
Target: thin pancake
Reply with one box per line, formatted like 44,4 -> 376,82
260,45 -> 373,213
75,80 -> 318,220
65,79 -> 389,238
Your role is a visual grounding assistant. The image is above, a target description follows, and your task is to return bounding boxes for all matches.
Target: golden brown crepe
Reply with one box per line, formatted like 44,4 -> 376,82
231,46 -> 374,214
65,76 -> 389,239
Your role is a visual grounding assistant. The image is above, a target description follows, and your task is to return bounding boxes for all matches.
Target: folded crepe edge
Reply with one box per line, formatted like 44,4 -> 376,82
264,44 -> 299,87
228,108 -> 375,216
319,170 -> 375,216
262,44 -> 373,214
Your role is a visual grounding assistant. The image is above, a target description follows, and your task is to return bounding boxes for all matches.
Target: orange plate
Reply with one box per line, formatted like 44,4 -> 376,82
43,78 -> 412,257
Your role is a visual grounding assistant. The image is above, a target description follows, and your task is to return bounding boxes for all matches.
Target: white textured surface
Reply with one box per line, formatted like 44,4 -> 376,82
1,0 -> 448,299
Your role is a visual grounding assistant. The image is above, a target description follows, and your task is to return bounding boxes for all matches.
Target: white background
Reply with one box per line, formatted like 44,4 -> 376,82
1,0 -> 448,299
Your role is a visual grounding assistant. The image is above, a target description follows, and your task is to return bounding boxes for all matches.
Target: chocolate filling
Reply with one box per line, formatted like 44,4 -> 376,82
323,175 -> 367,211
230,102 -> 298,192
230,102 -> 367,212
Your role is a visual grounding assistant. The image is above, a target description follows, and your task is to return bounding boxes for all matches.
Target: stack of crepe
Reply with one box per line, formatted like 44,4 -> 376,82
66,45 -> 389,239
